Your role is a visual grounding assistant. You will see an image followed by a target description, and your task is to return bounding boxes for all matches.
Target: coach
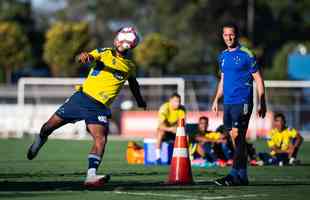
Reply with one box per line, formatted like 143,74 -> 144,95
212,23 -> 266,186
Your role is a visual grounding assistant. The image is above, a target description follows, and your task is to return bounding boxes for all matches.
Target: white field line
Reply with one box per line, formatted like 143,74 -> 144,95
0,191 -> 268,200
113,191 -> 268,199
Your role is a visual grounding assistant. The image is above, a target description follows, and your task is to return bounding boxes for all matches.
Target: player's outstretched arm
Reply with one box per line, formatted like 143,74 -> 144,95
77,52 -> 94,64
211,73 -> 224,115
128,77 -> 147,110
252,70 -> 266,118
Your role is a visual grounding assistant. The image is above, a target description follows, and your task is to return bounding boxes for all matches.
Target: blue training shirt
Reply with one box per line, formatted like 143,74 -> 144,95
218,45 -> 259,104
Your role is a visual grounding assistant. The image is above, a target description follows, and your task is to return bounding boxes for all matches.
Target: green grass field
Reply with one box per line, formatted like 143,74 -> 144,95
1,138 -> 310,200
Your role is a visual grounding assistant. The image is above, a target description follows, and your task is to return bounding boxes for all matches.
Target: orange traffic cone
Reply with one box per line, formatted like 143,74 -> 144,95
167,118 -> 193,185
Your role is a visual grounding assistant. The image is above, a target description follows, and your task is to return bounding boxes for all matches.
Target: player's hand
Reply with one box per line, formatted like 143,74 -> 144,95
138,100 -> 147,110
169,127 -> 177,133
258,101 -> 266,118
78,52 -> 93,64
211,100 -> 219,116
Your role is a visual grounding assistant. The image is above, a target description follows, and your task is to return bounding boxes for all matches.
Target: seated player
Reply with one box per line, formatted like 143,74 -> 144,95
27,27 -> 147,187
216,125 -> 261,166
156,93 -> 185,163
190,117 -> 233,165
259,113 -> 303,165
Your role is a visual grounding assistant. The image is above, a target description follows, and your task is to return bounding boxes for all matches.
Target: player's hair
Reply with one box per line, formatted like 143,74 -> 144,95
222,22 -> 240,37
274,113 -> 286,125
199,116 -> 209,122
170,92 -> 181,99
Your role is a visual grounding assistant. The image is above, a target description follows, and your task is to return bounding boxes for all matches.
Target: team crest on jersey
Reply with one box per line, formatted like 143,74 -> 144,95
113,71 -> 124,81
233,56 -> 241,64
112,58 -> 116,65
97,116 -> 107,123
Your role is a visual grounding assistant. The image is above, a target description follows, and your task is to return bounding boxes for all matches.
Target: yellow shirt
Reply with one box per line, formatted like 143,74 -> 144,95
204,132 -> 222,142
190,131 -> 222,155
82,48 -> 136,107
267,128 -> 298,152
158,102 -> 186,126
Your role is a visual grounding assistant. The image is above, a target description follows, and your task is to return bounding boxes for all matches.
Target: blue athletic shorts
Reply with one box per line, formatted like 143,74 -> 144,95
55,91 -> 111,127
223,103 -> 253,132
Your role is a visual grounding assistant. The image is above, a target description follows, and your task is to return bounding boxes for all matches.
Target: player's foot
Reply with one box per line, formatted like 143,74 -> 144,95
214,175 -> 248,186
250,159 -> 257,166
226,159 -> 233,166
215,159 -> 227,167
27,134 -> 48,160
238,176 -> 249,186
289,157 -> 300,165
84,174 -> 111,188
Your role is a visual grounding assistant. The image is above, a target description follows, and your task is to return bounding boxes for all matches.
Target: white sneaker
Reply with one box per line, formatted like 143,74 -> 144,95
289,157 -> 295,165
27,135 -> 48,160
256,160 -> 264,166
289,158 -> 300,165
279,161 -> 284,167
84,174 -> 110,187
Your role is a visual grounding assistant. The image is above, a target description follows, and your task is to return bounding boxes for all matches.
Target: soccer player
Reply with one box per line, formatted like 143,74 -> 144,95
260,113 -> 303,165
190,117 -> 232,164
156,93 -> 185,162
211,23 -> 266,186
27,27 -> 146,187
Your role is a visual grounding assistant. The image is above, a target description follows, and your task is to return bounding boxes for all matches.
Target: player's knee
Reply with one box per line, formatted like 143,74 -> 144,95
94,134 -> 107,147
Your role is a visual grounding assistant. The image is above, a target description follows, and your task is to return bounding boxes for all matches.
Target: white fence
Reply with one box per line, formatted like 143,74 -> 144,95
0,78 -> 309,139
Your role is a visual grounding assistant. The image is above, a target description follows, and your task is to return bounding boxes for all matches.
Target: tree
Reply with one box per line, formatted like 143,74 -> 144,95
133,33 -> 178,76
43,21 -> 92,77
0,21 -> 31,83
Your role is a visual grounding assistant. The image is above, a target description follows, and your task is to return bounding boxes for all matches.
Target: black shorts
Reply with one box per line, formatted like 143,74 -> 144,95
223,103 -> 253,132
55,91 -> 111,127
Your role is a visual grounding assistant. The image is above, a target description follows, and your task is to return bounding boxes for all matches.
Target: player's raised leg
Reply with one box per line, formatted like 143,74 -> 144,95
27,114 -> 67,160
84,123 -> 110,187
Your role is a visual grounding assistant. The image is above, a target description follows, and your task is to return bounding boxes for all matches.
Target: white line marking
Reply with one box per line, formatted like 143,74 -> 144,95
113,191 -> 268,199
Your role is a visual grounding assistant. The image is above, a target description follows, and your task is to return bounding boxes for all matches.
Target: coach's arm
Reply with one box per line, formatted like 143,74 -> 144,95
252,70 -> 267,118
128,77 -> 147,110
211,73 -> 224,115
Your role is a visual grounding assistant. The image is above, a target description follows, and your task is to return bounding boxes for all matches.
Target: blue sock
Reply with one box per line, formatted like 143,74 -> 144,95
221,143 -> 232,160
88,154 -> 101,170
238,168 -> 248,180
229,168 -> 238,177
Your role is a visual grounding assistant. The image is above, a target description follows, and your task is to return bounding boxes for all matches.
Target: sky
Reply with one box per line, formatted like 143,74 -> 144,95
32,0 -> 66,12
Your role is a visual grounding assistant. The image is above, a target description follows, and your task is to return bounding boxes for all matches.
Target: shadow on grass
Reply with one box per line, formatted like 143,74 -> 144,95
0,180 -> 215,192
1,179 -> 310,193
0,171 -> 168,179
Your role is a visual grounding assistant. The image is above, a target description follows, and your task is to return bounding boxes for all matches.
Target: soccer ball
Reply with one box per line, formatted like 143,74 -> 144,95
114,27 -> 139,50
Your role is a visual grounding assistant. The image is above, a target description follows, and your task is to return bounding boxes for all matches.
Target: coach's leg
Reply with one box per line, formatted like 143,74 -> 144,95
86,124 -> 108,178
231,127 -> 248,179
27,114 -> 67,160
231,104 -> 252,184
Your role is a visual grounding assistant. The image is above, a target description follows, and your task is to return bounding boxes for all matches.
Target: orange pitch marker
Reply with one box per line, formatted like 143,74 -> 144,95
167,118 -> 193,185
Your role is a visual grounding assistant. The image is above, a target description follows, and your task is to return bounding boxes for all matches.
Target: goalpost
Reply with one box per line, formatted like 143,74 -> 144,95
16,77 -> 185,138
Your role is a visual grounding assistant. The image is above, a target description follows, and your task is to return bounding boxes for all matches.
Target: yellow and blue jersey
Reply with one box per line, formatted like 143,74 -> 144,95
158,102 -> 186,126
218,45 -> 259,104
267,128 -> 298,155
82,48 -> 136,107
190,131 -> 222,155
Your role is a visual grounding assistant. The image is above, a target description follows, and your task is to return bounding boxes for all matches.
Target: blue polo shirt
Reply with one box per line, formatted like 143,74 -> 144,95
218,45 -> 259,104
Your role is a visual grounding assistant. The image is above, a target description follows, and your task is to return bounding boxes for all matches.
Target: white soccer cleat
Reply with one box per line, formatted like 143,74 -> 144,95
84,174 -> 110,188
27,135 -> 48,160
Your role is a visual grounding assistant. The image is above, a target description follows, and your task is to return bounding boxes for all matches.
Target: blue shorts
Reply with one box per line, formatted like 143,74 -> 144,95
55,91 -> 111,127
223,103 -> 253,132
